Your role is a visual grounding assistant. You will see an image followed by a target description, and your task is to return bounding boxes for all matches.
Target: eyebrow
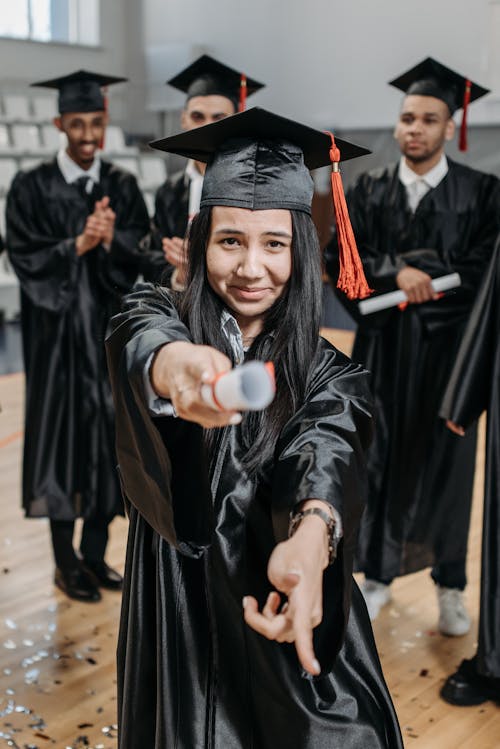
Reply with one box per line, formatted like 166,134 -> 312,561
401,110 -> 441,118
213,228 -> 292,238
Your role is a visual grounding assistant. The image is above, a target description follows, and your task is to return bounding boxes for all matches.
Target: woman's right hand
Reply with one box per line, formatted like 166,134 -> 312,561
150,341 -> 242,428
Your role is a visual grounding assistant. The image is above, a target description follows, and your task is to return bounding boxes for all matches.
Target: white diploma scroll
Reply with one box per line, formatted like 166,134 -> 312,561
358,273 -> 461,316
201,361 -> 276,412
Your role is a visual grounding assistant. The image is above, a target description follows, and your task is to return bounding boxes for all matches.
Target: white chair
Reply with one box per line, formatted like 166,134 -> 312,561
2,94 -> 31,121
0,208 -> 20,320
0,125 -> 10,153
0,196 -> 6,238
103,125 -> 126,152
11,124 -> 42,152
0,159 -> 18,195
139,156 -> 167,190
32,95 -> 57,122
20,156 -> 43,172
40,124 -> 65,151
112,156 -> 140,178
102,125 -> 138,155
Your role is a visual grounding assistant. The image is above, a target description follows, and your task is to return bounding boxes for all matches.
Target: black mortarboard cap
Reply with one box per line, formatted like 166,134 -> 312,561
150,107 -> 373,299
389,57 -> 489,151
167,54 -> 264,110
31,70 -> 127,114
389,57 -> 489,114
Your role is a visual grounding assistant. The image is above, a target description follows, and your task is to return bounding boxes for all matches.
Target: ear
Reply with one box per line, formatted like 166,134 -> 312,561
445,117 -> 455,142
102,111 -> 110,127
180,108 -> 188,130
53,116 -> 63,132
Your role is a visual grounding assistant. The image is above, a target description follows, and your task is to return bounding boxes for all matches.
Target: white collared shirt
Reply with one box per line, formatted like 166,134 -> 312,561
398,154 -> 448,213
185,159 -> 204,221
57,147 -> 101,193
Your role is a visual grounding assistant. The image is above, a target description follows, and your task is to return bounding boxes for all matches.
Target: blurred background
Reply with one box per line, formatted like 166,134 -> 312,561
1,0 -> 500,353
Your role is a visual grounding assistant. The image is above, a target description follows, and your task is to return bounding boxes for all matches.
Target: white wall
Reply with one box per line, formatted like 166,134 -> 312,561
2,0 -> 499,135
142,0 -> 500,130
0,0 -> 129,124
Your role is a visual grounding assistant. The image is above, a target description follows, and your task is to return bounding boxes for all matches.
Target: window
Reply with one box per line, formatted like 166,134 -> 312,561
0,0 -> 100,46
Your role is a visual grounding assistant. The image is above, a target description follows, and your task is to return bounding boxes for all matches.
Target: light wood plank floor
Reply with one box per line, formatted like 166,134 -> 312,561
1,331 -> 499,748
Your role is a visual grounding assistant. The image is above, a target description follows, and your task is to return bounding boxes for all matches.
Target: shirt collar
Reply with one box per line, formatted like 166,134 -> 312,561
398,154 -> 448,188
57,148 -> 101,187
221,308 -> 245,363
185,159 -> 204,183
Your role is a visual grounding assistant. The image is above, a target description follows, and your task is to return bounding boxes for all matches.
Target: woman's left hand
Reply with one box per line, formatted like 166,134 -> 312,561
243,507 -> 330,676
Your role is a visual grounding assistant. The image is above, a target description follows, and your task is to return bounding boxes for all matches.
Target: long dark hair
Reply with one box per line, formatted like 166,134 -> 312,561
180,206 -> 323,474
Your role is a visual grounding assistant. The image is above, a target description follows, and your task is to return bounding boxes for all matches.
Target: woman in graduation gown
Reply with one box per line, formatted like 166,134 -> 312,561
439,237 -> 500,704
106,108 -> 402,748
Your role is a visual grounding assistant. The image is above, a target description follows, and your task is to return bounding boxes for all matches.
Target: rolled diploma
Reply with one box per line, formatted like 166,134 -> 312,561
358,273 -> 461,315
201,361 -> 275,412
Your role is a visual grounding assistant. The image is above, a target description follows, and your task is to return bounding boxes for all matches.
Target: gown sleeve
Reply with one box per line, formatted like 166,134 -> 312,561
6,171 -> 80,313
449,175 -> 500,302
139,182 -> 178,283
271,342 -> 374,668
440,238 -> 500,429
95,173 -> 150,293
105,283 -> 213,556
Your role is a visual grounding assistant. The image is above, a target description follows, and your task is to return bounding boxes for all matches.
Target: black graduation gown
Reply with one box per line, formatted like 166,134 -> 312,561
324,159 -> 500,580
105,284 -> 403,749
140,169 -> 189,283
6,158 -> 150,521
440,237 -> 500,679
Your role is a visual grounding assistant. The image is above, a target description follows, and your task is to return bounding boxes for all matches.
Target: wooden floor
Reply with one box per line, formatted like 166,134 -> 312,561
1,331 -> 499,748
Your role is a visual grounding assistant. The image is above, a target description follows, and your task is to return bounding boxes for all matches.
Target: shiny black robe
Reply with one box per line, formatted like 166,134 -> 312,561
441,238 -> 500,679
6,158 -> 150,520
105,285 -> 403,749
141,169 -> 189,283
325,159 -> 500,580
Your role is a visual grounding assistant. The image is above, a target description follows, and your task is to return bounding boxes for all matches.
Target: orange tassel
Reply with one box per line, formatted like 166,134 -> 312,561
326,132 -> 372,300
99,87 -> 108,150
239,74 -> 247,112
459,79 -> 471,152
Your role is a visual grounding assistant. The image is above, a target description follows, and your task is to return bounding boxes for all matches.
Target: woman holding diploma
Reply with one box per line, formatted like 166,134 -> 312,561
106,108 -> 402,748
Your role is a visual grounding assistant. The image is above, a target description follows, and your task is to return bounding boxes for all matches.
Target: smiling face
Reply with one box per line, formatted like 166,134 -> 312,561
206,206 -> 293,339
394,94 -> 455,167
54,110 -> 108,169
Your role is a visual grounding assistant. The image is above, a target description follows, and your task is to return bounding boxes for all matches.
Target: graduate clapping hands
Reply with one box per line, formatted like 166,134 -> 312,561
76,196 -> 116,255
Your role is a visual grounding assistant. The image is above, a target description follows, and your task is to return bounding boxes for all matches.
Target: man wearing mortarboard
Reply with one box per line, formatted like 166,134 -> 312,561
141,54 -> 264,286
6,70 -> 150,602
325,57 -> 500,633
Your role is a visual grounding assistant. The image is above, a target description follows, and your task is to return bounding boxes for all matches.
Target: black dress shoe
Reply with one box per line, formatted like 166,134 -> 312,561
441,657 -> 500,706
54,565 -> 101,603
83,560 -> 123,590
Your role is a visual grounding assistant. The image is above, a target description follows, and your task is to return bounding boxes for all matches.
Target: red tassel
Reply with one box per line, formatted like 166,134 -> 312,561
99,87 -> 108,150
459,79 -> 471,152
239,74 -> 247,112
326,132 -> 372,300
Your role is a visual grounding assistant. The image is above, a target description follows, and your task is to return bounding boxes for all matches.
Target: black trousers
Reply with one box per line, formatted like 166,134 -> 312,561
365,560 -> 467,591
50,515 -> 112,570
